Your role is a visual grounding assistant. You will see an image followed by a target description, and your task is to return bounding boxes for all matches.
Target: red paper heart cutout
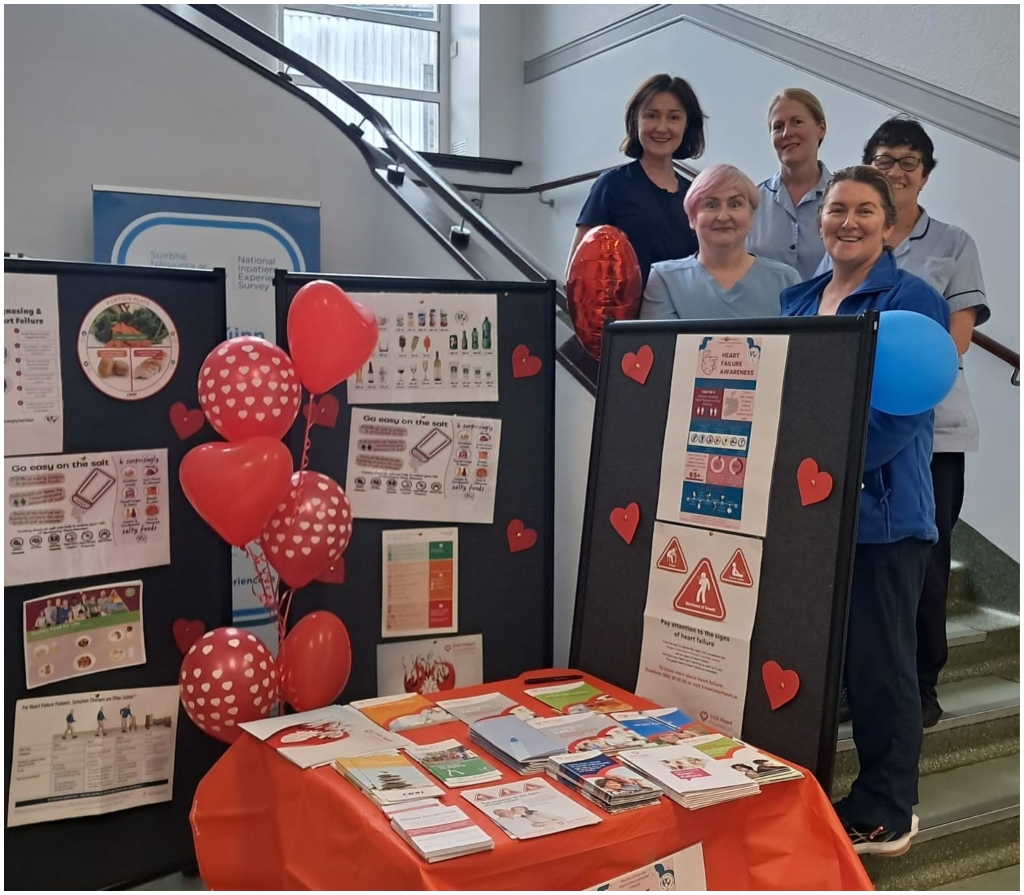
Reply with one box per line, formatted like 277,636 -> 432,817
169,402 -> 206,441
506,518 -> 538,553
172,618 -> 206,655
621,345 -> 654,385
511,344 -> 542,379
609,502 -> 640,544
796,458 -> 833,506
302,394 -> 340,429
315,557 -> 346,584
762,660 -> 800,710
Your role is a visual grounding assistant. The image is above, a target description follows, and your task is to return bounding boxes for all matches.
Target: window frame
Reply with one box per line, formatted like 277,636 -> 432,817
279,3 -> 450,153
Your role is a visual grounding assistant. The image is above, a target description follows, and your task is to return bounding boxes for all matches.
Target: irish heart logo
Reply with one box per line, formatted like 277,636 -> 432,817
609,502 -> 640,544
511,344 -> 542,379
302,394 -> 340,429
169,402 -> 206,441
620,345 -> 654,385
506,518 -> 538,553
762,660 -> 800,710
699,710 -> 709,722
796,458 -> 833,506
172,618 -> 206,655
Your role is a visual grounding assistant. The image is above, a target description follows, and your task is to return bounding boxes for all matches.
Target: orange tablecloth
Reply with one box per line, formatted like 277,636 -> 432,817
190,670 -> 871,890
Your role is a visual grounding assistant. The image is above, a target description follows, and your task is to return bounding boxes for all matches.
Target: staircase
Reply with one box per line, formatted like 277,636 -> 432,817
832,524 -> 1020,890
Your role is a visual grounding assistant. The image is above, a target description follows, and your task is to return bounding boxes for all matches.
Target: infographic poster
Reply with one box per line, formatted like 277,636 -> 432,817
381,528 -> 459,638
657,334 -> 787,537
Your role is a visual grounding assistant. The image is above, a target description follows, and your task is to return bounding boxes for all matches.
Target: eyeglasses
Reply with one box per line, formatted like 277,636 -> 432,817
872,154 -> 923,172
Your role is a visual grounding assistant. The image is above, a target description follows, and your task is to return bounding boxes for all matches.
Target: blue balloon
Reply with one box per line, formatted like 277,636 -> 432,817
870,310 -> 958,415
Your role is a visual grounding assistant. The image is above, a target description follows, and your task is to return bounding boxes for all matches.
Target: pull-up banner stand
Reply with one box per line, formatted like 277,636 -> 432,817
570,315 -> 877,791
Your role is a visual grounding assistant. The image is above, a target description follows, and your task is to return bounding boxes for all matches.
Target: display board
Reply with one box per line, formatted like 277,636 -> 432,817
3,259 -> 232,889
570,316 -> 876,791
274,274 -> 556,700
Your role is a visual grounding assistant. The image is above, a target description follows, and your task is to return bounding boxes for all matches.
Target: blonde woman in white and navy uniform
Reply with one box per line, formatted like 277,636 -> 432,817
746,88 -> 831,280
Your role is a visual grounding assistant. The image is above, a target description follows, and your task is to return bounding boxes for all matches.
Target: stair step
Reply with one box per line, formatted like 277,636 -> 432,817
837,675 -> 1020,751
915,755 -> 1019,839
932,863 -> 1020,890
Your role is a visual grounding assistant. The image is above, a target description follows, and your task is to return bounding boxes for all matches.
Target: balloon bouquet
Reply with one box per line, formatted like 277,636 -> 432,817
177,281 -> 376,744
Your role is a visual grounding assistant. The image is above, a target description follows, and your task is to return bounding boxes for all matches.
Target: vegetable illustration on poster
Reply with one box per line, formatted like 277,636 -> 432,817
93,186 -> 321,651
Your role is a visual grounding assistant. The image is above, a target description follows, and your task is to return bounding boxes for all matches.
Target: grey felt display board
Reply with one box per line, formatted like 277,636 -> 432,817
3,259 -> 232,889
275,274 -> 556,700
569,315 -> 877,792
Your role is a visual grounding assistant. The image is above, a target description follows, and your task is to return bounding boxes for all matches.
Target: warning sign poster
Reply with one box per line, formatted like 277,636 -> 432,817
635,522 -> 762,738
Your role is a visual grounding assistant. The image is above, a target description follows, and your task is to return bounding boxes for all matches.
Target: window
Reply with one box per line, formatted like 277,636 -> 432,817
281,4 -> 447,152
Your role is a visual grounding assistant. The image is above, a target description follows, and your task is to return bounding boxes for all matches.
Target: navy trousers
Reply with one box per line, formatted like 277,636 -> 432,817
841,538 -> 931,832
917,453 -> 965,694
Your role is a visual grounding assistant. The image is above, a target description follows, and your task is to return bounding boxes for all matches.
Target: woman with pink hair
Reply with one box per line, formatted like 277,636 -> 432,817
639,164 -> 799,320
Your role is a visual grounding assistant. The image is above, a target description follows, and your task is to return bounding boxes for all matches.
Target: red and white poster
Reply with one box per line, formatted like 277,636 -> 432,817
376,633 -> 483,697
636,522 -> 762,738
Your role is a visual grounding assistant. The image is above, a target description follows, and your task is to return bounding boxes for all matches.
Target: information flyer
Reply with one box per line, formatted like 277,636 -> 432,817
347,409 -> 500,524
4,449 -> 171,587
346,292 -> 498,404
657,335 -> 787,537
4,272 -> 64,456
635,522 -> 763,737
381,528 -> 459,638
23,581 -> 146,690
376,633 -> 482,696
588,843 -> 707,891
7,685 -> 178,828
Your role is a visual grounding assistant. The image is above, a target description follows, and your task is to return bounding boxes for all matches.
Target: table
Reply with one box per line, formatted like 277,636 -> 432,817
190,671 -> 871,890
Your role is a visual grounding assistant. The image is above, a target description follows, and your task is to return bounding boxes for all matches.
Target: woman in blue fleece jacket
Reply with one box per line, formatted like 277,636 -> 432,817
781,165 -> 949,858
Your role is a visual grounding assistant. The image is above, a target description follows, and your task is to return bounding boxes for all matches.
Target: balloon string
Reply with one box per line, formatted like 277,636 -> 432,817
243,544 -> 279,616
298,393 -> 316,472
277,586 -> 297,656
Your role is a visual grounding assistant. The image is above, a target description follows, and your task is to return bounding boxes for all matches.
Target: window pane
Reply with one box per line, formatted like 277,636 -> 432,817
335,4 -> 438,21
302,86 -> 439,153
284,11 -> 439,91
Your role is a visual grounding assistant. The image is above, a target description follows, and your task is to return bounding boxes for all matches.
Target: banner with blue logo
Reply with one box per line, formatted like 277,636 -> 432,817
94,186 -> 322,653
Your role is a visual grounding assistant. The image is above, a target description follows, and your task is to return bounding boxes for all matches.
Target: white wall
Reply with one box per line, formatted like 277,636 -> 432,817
525,4 -> 644,59
3,4 -> 467,281
450,4 -> 481,154
735,4 -> 1020,115
501,7 -> 1020,624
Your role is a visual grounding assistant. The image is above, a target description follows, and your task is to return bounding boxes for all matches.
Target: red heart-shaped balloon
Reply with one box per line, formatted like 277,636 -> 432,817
506,518 -> 538,553
302,394 -> 340,429
796,458 -> 833,506
621,345 -> 654,385
762,660 -> 800,710
511,344 -> 542,379
172,618 -> 206,655
169,402 -> 206,441
566,225 -> 643,361
179,438 -> 294,547
287,281 -> 378,395
610,502 -> 640,544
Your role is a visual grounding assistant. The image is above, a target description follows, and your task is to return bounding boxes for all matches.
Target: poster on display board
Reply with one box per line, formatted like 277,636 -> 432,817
656,334 -> 787,538
7,685 -> 179,828
93,185 -> 321,650
4,450 -> 170,588
4,273 -> 64,456
344,292 -> 499,404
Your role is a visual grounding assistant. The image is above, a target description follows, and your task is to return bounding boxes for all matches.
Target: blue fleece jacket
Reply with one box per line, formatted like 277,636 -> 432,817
781,250 -> 949,544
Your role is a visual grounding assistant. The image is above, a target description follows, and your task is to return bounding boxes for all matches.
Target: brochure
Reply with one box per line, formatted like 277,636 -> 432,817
333,751 -> 444,805
546,750 -> 661,812
350,692 -> 455,732
404,738 -> 503,788
436,691 -> 536,725
238,705 -> 412,769
467,715 -> 565,774
617,743 -> 759,809
684,734 -> 803,785
461,777 -> 602,840
523,681 -> 633,715
527,712 -> 648,754
610,708 -> 718,744
385,798 -> 495,863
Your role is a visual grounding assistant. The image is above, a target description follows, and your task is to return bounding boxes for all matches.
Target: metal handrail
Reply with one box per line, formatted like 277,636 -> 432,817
971,331 -> 1020,385
450,161 -> 700,196
185,4 -> 548,285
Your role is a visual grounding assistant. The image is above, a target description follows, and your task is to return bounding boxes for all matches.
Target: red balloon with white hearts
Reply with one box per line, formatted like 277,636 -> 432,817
257,471 -> 353,589
178,627 -> 278,745
197,337 -> 302,442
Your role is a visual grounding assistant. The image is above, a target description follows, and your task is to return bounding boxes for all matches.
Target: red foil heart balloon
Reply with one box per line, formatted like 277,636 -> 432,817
566,226 -> 643,361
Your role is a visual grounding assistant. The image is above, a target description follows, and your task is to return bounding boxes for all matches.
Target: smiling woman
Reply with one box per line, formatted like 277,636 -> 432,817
567,74 -> 707,289
747,88 -> 831,279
